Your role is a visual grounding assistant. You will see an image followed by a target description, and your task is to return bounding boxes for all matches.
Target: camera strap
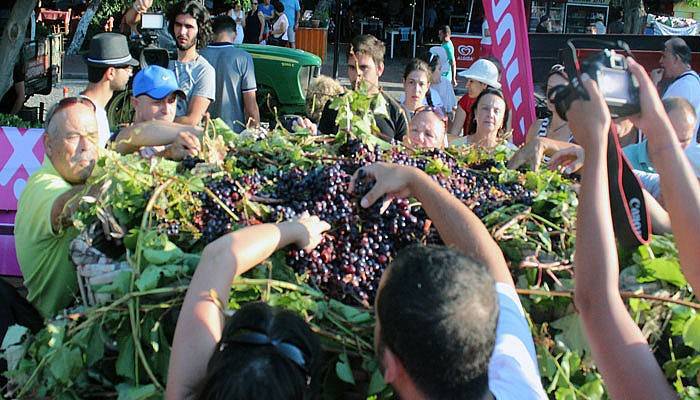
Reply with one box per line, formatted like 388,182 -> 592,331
606,124 -> 651,249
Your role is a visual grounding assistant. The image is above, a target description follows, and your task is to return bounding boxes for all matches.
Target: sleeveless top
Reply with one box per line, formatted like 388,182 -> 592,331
538,117 -> 574,143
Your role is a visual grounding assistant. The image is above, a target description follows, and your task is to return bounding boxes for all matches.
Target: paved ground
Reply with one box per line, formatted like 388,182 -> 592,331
26,79 -> 88,111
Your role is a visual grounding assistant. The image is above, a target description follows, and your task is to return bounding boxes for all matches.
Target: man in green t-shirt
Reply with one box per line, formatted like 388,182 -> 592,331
15,97 -> 100,317
439,25 -> 457,87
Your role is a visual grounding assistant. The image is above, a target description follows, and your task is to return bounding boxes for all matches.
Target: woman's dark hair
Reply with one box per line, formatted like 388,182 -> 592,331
196,302 -> 321,400
273,0 -> 285,13
168,1 -> 212,49
544,64 -> 568,97
467,88 -> 510,135
403,58 -> 432,80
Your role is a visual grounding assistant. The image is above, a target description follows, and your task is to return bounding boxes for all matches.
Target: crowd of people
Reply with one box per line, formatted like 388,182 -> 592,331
5,0 -> 700,398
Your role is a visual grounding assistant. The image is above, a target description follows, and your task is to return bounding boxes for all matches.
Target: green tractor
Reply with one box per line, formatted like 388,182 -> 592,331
239,44 -> 322,120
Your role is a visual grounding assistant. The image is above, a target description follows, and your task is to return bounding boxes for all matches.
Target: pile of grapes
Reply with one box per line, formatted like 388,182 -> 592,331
178,144 -> 536,305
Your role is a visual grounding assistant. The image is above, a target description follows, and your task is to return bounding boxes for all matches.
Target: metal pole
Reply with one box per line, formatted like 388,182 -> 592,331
411,0 -> 416,31
466,0 -> 475,34
332,0 -> 342,79
421,0 -> 426,42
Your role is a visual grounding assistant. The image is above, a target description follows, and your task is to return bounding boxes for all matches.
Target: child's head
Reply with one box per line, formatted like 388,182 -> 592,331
427,54 -> 442,84
439,25 -> 451,41
403,58 -> 432,108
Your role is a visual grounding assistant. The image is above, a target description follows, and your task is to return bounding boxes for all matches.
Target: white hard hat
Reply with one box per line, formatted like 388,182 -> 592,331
458,59 -> 501,89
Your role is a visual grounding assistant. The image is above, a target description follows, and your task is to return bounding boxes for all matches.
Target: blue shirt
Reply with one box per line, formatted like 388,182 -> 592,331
623,140 -> 655,173
258,3 -> 274,18
279,0 -> 300,26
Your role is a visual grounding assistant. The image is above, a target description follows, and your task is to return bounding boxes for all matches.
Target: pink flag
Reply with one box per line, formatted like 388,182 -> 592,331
482,0 -> 536,145
0,127 -> 45,210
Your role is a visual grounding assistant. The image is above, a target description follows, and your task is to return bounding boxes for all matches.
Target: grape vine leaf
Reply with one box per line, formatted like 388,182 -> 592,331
48,347 -> 82,384
1,324 -> 27,350
116,383 -> 159,400
116,336 -> 136,380
336,353 -> 356,384
636,254 -> 687,288
367,367 -> 387,395
683,316 -> 700,352
551,314 -> 591,356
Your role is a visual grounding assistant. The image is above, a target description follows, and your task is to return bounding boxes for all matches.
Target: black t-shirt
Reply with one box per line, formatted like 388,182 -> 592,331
317,92 -> 409,142
0,61 -> 26,114
243,11 -> 262,44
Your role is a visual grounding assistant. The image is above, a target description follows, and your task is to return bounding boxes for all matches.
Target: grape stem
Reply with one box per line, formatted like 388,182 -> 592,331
517,288 -> 700,310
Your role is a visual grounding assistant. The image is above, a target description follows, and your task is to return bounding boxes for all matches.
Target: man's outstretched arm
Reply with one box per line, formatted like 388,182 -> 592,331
352,163 -> 513,286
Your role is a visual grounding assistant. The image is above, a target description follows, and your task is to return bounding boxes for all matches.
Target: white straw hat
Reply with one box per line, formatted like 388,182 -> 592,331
457,59 -> 501,89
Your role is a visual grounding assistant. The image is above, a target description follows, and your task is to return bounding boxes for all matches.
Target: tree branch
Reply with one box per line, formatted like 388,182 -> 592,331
0,0 -> 37,100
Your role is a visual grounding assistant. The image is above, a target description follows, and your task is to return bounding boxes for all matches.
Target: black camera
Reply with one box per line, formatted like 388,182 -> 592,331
128,12 -> 170,69
550,40 -> 640,120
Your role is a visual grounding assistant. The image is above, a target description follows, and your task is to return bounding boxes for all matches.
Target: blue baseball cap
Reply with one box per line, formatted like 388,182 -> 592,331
133,65 -> 185,99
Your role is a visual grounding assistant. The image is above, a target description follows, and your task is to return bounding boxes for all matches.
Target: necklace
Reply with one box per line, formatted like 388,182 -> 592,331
550,121 -> 568,133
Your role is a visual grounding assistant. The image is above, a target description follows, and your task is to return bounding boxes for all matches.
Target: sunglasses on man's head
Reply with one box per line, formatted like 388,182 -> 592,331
415,105 -> 447,121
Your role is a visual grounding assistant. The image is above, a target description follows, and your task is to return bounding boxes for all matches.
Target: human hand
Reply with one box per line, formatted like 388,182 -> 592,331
452,79 -> 458,87
165,131 -> 201,160
650,68 -> 664,86
566,74 -> 610,151
626,58 -> 673,136
292,117 -> 318,135
549,144 -> 585,174
133,0 -> 152,13
289,213 -> 331,251
507,137 -> 547,171
350,163 -> 419,209
294,23 -> 299,31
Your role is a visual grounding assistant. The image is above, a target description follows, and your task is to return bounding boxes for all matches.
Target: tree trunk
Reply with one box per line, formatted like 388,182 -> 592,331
0,1 -> 37,102
66,0 -> 102,56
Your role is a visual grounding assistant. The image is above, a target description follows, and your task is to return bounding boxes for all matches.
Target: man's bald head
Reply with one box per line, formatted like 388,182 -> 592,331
43,99 -> 100,184
663,97 -> 696,149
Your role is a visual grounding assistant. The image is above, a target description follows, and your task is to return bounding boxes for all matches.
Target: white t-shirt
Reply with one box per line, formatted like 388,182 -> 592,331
482,20 -> 492,45
273,14 -> 289,40
228,9 -> 245,44
686,142 -> 700,178
80,95 -> 110,148
488,283 -> 548,400
398,87 -> 445,112
663,71 -> 700,134
429,46 -> 450,76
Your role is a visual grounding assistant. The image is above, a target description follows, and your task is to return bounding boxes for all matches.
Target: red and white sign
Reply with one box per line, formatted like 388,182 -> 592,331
0,127 -> 45,210
483,0 -> 536,145
452,35 -> 482,70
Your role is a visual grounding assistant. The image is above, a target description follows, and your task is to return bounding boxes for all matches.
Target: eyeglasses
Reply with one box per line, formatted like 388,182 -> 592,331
415,105 -> 447,121
45,96 -> 97,125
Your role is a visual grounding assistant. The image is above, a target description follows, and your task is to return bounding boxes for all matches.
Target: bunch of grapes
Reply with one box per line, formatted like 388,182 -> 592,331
183,143 -> 539,304
270,162 -> 431,305
193,173 -> 264,244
